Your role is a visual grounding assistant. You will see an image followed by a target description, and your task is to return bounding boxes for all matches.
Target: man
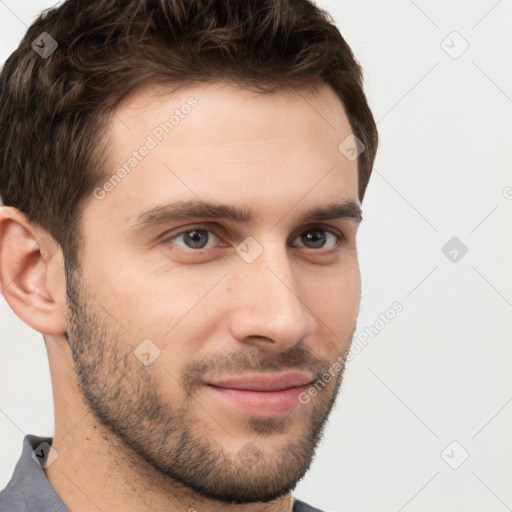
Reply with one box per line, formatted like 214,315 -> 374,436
0,0 -> 378,510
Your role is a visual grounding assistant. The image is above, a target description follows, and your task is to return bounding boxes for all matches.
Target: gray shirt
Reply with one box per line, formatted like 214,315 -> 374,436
0,435 -> 324,512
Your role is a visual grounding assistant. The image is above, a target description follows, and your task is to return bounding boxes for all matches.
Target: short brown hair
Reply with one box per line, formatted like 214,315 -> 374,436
0,0 -> 378,268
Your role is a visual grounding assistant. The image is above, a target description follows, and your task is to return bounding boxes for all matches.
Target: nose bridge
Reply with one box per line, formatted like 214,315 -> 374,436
229,239 -> 314,346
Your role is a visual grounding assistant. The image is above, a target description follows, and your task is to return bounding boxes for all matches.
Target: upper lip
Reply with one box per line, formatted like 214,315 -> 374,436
206,371 -> 314,391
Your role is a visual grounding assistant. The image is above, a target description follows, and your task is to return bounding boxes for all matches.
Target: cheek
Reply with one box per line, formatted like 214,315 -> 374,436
82,249 -> 213,332
95,267 -> 227,374
305,255 -> 360,306
303,259 -> 360,347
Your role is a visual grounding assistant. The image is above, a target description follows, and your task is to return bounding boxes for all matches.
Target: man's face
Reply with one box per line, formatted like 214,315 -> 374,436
65,82 -> 361,503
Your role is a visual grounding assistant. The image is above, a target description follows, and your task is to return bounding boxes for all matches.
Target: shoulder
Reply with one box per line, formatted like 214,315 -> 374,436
0,434 -> 54,512
0,479 -> 28,512
293,497 -> 326,512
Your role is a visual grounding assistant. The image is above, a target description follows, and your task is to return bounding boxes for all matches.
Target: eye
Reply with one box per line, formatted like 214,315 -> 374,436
290,227 -> 343,250
162,225 -> 345,251
166,228 -> 220,249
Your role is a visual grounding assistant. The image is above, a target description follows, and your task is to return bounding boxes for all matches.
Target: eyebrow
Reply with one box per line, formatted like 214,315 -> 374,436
128,199 -> 362,231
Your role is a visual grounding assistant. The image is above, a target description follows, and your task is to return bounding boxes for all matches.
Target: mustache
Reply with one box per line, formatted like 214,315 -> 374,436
181,343 -> 335,393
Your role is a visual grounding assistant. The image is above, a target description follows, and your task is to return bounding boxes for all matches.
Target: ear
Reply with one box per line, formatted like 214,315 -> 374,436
0,206 -> 67,335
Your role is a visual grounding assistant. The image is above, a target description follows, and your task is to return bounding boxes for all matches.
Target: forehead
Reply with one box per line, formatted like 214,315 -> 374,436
108,81 -> 355,161
88,81 -> 359,229
113,80 -> 350,135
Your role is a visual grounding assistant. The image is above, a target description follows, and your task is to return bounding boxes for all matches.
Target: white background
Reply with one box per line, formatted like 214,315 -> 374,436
1,1 -> 511,511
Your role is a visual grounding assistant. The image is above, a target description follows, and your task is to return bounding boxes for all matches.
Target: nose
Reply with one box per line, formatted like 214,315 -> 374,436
228,243 -> 316,351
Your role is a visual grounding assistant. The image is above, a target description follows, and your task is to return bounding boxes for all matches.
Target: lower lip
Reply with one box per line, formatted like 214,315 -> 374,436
205,384 -> 309,418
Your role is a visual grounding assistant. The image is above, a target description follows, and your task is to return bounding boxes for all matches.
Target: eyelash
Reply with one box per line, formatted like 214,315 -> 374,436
161,224 -> 346,252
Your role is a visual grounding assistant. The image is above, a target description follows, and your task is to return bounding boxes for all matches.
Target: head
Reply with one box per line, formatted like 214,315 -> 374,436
0,0 -> 377,505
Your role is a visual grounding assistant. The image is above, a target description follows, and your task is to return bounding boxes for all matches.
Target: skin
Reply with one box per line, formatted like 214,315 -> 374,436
0,81 -> 362,512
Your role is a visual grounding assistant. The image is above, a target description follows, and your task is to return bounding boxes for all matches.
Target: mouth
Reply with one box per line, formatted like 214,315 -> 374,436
204,371 -> 313,418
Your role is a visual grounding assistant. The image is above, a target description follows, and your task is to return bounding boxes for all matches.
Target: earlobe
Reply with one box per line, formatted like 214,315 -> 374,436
0,206 -> 67,335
